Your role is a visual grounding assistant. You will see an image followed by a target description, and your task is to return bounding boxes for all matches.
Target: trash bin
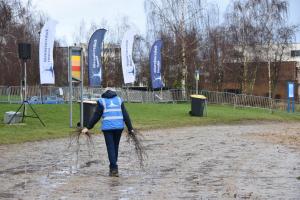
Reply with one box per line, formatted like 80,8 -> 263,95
190,95 -> 207,117
78,100 -> 98,127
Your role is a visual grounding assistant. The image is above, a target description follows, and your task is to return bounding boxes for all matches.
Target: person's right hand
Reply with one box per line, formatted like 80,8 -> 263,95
81,127 -> 89,134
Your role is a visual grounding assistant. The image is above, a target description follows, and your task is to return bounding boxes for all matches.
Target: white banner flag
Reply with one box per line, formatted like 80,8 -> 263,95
121,30 -> 136,84
39,20 -> 57,84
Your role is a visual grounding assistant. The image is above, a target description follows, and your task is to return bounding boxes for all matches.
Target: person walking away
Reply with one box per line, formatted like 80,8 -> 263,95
81,88 -> 134,177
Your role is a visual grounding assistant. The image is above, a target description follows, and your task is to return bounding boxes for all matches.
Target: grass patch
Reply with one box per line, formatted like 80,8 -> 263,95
126,103 -> 300,129
0,104 -> 83,144
0,103 -> 300,144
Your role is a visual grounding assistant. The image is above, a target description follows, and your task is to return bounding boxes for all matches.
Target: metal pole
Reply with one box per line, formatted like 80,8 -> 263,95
8,87 -> 11,104
38,30 -> 43,104
196,79 -> 198,94
68,47 -> 73,127
20,65 -> 23,102
80,48 -> 83,128
292,98 -> 295,112
40,85 -> 43,104
195,69 -> 199,94
102,40 -> 105,86
24,61 -> 27,115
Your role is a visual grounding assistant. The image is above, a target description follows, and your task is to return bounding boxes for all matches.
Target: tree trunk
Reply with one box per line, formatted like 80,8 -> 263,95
249,64 -> 258,94
268,60 -> 271,98
181,39 -> 187,92
242,57 -> 248,94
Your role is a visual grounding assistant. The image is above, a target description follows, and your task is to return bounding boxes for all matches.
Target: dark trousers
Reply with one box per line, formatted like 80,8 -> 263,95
103,129 -> 123,170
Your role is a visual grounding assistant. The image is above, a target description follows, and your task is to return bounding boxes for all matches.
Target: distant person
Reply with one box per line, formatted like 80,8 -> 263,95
81,87 -> 134,177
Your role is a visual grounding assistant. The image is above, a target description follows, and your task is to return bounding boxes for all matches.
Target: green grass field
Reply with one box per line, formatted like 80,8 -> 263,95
0,103 -> 299,144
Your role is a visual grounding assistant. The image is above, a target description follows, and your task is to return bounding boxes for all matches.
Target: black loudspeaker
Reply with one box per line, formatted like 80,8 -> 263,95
18,43 -> 31,60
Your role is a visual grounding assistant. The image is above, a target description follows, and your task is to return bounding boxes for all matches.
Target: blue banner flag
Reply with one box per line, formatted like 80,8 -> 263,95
88,29 -> 107,86
150,40 -> 163,89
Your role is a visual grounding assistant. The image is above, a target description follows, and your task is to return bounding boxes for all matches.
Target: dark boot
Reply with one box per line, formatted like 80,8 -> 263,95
109,168 -> 119,177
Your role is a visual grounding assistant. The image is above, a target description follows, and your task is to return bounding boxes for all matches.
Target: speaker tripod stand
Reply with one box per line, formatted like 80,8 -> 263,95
8,44 -> 46,126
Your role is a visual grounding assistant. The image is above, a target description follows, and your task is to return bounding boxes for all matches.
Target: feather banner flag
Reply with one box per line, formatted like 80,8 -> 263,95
39,20 -> 57,84
88,29 -> 107,86
121,30 -> 136,84
150,39 -> 164,89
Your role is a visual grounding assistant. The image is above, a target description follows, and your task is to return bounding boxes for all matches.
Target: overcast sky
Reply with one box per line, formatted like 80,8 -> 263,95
24,0 -> 300,45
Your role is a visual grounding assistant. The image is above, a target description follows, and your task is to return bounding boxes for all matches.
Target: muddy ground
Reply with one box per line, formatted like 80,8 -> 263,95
0,122 -> 300,199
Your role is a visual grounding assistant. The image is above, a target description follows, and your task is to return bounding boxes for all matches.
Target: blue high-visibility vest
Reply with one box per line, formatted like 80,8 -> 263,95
98,96 -> 124,130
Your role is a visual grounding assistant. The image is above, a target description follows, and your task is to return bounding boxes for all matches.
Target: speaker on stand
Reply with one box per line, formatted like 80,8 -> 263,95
7,43 -> 45,126
18,43 -> 31,102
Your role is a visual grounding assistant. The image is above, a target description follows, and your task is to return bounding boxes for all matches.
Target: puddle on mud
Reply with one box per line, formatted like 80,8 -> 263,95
0,193 -> 14,198
0,164 -> 42,175
13,182 -> 26,189
80,160 -> 101,168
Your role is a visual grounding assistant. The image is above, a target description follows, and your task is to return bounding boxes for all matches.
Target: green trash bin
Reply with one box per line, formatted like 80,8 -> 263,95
78,100 -> 98,127
190,95 -> 207,117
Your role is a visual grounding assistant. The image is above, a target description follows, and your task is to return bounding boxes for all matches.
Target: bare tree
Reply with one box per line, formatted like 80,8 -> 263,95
145,0 -> 206,91
225,0 -> 261,94
0,0 -> 45,86
225,0 -> 297,97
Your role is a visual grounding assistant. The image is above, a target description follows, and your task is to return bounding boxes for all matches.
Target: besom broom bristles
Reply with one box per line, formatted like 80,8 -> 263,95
68,128 -> 147,169
126,129 -> 147,168
68,127 -> 95,158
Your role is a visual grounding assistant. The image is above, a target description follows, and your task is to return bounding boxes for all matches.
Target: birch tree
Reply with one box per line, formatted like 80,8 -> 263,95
145,0 -> 205,91
225,0 -> 296,96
